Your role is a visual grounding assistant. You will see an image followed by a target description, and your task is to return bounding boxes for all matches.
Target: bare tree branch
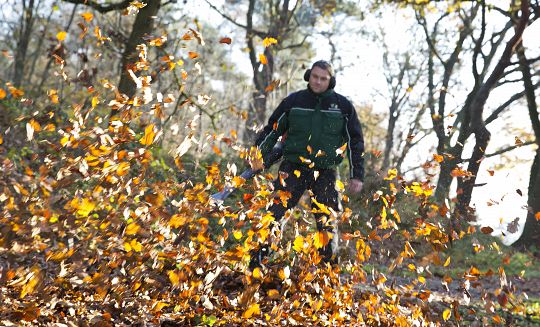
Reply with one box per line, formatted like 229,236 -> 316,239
204,0 -> 266,38
61,0 -> 131,13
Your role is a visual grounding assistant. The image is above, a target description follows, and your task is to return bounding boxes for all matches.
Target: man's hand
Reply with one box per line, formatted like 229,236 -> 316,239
348,178 -> 363,194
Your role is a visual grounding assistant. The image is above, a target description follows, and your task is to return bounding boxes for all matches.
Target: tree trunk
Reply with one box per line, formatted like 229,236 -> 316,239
513,148 -> 540,252
13,0 -> 35,88
513,43 -> 540,252
117,0 -> 161,98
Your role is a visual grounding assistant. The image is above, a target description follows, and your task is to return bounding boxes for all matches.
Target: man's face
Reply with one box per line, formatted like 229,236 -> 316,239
308,66 -> 331,94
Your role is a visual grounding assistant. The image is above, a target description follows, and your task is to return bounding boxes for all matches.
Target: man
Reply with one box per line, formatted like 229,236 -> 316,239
250,60 -> 364,269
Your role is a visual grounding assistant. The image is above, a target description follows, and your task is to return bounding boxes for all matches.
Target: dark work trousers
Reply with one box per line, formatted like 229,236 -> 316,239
269,160 -> 339,262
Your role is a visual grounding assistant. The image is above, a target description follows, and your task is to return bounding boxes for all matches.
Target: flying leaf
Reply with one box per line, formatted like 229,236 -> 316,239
314,231 -> 330,249
263,37 -> 278,47
535,212 -> 540,221
433,154 -> 444,163
515,136 -> 523,145
259,53 -> 268,65
233,230 -> 242,240
442,309 -> 451,321
252,268 -> 263,280
188,51 -> 199,59
293,235 -> 304,252
80,12 -> 93,22
125,223 -> 140,235
139,124 -> 156,146
219,37 -> 232,44
335,180 -> 344,191
293,170 -> 301,178
56,31 -> 67,41
336,143 -> 347,156
443,256 -> 451,267
480,226 -> 493,234
0,88 -> 6,99
242,303 -> 260,319
384,168 -> 397,181
507,217 -> 520,233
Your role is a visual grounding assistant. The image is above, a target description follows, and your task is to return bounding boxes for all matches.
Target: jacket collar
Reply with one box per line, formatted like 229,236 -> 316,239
307,85 -> 334,98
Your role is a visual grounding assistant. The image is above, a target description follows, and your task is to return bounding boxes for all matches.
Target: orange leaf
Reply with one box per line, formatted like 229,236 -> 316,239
212,145 -> 222,155
219,37 -> 232,44
259,53 -> 267,65
188,51 -> 199,59
0,88 -> 6,99
139,124 -> 156,146
433,154 -> 444,163
80,12 -> 93,22
535,212 -> 540,221
314,231 -> 330,249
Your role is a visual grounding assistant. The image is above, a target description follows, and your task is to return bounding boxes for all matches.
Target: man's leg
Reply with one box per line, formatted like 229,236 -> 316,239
310,168 -> 339,265
249,161 -> 308,269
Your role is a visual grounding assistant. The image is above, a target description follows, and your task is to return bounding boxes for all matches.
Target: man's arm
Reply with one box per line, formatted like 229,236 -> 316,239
254,94 -> 292,157
344,100 -> 365,182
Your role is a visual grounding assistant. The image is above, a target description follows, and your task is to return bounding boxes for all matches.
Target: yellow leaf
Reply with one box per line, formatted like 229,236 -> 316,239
153,301 -> 168,312
252,267 -> 263,280
384,168 -> 397,180
267,289 -> 280,299
124,242 -> 132,252
0,88 -> 6,99
91,96 -> 99,108
139,124 -> 156,146
293,170 -> 301,178
433,153 -> 444,163
80,12 -> 93,22
71,197 -> 96,217
443,256 -> 451,267
20,266 -> 42,298
293,235 -> 304,252
243,303 -> 260,319
233,230 -> 242,240
259,53 -> 268,65
336,180 -> 344,191
125,223 -> 140,235
130,239 -> 142,252
116,161 -> 130,176
418,276 -> 426,284
443,309 -> 451,321
262,37 -> 278,47
168,270 -> 180,285
56,31 -> 67,41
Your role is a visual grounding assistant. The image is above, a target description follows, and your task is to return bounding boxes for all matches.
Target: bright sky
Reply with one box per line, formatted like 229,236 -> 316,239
192,1 -> 539,245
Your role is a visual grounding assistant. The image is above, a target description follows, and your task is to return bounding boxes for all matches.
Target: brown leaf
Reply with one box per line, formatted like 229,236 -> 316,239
480,226 -> 494,234
506,217 -> 520,233
219,37 -> 232,44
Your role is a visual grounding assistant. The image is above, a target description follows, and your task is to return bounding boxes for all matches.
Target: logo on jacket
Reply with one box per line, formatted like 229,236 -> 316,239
328,103 -> 340,111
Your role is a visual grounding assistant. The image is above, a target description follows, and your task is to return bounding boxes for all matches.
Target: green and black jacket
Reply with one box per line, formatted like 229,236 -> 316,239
255,88 -> 365,181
